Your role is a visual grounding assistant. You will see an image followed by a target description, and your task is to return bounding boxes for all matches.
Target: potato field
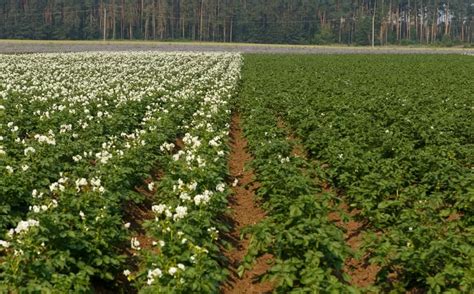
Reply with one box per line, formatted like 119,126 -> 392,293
0,52 -> 472,293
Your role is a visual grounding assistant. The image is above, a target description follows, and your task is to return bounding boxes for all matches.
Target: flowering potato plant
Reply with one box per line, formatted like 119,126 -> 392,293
0,52 -> 242,292
126,55 -> 242,293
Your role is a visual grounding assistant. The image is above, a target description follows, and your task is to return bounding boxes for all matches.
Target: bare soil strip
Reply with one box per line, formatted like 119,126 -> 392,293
221,113 -> 273,294
328,204 -> 380,288
1,40 -> 471,55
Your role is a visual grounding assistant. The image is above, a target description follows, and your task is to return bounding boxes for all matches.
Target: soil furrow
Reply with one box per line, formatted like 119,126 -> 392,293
221,113 -> 273,294
328,204 -> 380,288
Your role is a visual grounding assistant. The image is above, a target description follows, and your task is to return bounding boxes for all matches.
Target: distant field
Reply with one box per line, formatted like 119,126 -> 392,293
0,39 -> 472,54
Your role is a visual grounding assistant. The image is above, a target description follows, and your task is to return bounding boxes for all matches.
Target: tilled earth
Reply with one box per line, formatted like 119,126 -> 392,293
0,40 -> 472,54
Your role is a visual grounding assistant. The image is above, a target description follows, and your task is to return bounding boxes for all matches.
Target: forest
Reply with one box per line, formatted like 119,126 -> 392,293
1,1 -> 473,45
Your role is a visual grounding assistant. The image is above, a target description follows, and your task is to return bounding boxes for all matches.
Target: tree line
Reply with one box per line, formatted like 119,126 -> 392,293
1,0 -> 473,45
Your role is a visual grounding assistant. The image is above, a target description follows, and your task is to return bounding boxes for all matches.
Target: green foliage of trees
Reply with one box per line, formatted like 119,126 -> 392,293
0,1 -> 473,44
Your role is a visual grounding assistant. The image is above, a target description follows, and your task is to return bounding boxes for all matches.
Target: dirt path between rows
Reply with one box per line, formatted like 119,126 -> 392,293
221,113 -> 273,294
328,204 -> 380,288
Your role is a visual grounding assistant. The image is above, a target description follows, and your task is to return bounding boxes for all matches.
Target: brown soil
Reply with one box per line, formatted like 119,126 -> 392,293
447,212 -> 463,222
328,203 -> 380,288
124,186 -> 160,255
1,40 -> 470,55
221,113 -> 274,294
175,137 -> 185,150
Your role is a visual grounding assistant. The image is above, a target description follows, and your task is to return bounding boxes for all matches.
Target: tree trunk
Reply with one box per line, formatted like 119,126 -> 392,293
396,6 -> 400,42
432,0 -> 439,43
407,0 -> 411,40
339,17 -> 343,43
121,0 -> 124,39
379,0 -> 384,46
145,14 -> 149,40
112,0 -> 116,40
372,0 -> 376,47
419,2 -> 423,43
103,6 -> 107,41
141,0 -> 144,37
223,17 -> 226,42
200,0 -> 204,41
182,17 -> 185,39
230,17 -> 233,42
444,0 -> 449,36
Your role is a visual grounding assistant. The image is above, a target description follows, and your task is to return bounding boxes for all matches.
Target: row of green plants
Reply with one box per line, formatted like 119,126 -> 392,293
237,81 -> 357,292
0,52 -> 242,291
240,54 -> 474,293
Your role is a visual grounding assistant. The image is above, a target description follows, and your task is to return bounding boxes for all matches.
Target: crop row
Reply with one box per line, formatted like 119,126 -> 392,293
131,54 -> 242,293
237,84 -> 356,291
